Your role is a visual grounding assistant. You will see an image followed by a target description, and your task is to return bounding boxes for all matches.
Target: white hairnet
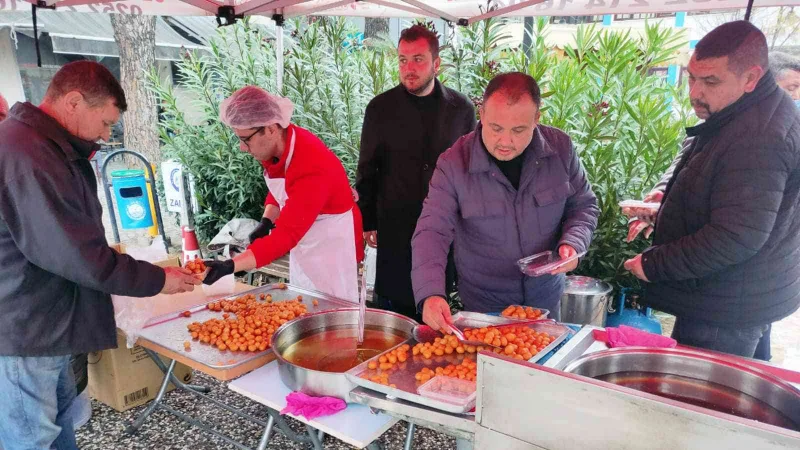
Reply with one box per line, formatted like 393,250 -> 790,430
219,86 -> 293,129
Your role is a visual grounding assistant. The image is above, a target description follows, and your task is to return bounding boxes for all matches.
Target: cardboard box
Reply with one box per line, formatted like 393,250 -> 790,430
92,244 -> 189,412
88,329 -> 193,412
110,243 -> 181,268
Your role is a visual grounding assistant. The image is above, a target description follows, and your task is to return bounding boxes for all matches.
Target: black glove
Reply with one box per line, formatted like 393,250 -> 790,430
249,218 -> 275,243
203,259 -> 235,285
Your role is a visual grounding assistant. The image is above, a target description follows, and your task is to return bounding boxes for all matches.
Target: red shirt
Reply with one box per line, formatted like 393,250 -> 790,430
248,125 -> 364,267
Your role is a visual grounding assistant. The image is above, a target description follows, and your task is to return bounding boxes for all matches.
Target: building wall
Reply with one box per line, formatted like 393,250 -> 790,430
0,27 -> 26,105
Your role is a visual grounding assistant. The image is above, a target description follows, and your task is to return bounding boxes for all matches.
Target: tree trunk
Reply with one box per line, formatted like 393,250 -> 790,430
364,18 -> 390,40
111,15 -> 160,165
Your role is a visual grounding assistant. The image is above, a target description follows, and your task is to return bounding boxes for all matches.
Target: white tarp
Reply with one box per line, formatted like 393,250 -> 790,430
1,0 -> 793,20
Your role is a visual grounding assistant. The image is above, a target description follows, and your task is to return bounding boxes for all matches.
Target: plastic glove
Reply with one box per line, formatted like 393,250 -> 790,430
203,259 -> 235,285
249,218 -> 275,243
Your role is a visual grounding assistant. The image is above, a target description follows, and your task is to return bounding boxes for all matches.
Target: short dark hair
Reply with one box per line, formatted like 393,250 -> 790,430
483,72 -> 541,107
694,20 -> 768,75
45,60 -> 127,112
769,52 -> 800,80
399,25 -> 440,60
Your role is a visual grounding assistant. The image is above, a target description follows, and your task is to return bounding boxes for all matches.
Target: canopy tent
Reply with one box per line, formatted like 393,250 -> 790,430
0,0 -> 790,22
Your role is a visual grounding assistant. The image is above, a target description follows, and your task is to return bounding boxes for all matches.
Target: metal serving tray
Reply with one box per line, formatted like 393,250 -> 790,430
137,283 -> 352,371
345,313 -> 570,414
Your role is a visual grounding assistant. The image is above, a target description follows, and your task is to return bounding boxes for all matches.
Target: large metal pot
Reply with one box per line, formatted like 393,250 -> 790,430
271,308 -> 417,399
564,347 -> 800,430
560,276 -> 613,326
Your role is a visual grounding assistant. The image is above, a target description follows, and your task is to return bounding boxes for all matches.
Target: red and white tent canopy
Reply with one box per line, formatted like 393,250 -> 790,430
1,0 -> 794,22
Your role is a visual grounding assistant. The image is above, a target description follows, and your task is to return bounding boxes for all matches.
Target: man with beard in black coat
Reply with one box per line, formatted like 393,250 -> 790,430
356,25 -> 476,320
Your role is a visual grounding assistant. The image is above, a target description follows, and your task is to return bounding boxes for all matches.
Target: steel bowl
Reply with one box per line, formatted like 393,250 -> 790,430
564,347 -> 800,431
271,308 -> 417,399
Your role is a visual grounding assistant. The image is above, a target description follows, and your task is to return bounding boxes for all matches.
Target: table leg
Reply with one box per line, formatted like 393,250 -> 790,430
366,441 -> 385,450
317,429 -> 325,442
306,424 -> 324,450
144,347 -> 210,394
404,422 -> 416,450
255,414 -> 275,450
125,359 -> 177,434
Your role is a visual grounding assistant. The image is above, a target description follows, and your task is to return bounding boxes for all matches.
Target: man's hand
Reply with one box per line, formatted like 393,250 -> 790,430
624,254 -> 650,282
643,190 -> 664,203
551,245 -> 579,275
422,296 -> 454,332
627,220 -> 654,243
364,231 -> 378,248
203,259 -> 235,285
161,267 -> 202,294
249,218 -> 275,243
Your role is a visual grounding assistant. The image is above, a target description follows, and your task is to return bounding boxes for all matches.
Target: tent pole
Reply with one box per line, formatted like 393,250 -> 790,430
275,14 -> 284,93
744,0 -> 754,21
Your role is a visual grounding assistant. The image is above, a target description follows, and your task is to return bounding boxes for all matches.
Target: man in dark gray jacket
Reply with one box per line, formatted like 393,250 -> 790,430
412,73 -> 599,331
0,61 -> 200,450
624,21 -> 800,358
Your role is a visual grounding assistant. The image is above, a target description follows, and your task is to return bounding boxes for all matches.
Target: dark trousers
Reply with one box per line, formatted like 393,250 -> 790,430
671,317 -> 770,359
753,323 -> 772,361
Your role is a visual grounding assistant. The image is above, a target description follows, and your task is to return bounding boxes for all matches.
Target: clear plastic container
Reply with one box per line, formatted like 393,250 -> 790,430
517,250 -> 586,277
417,376 -> 477,410
618,200 -> 660,212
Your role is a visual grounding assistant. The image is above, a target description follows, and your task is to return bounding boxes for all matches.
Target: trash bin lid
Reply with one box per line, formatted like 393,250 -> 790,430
111,169 -> 145,178
564,275 -> 613,296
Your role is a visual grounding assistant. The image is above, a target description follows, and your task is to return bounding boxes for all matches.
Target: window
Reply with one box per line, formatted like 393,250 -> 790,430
549,16 -> 604,25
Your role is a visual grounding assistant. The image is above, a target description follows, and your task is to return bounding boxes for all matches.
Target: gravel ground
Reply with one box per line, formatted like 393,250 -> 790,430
76,372 -> 456,450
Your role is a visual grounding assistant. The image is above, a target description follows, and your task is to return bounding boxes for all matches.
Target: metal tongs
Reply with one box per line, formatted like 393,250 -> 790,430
356,258 -> 368,345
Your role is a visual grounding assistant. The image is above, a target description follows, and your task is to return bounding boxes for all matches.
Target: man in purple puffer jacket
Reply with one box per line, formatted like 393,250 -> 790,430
412,72 -> 599,331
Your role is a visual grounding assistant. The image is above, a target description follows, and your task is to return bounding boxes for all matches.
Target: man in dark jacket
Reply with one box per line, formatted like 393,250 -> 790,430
356,25 -> 476,319
413,73 -> 599,331
624,21 -> 800,358
0,61 -> 200,450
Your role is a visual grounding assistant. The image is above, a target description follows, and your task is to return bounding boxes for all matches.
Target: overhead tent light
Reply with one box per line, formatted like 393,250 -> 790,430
216,5 -> 242,27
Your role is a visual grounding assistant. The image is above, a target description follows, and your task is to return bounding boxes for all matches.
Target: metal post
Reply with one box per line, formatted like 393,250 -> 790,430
255,415 -> 275,450
306,424 -> 324,450
275,18 -> 284,93
100,149 -> 170,250
125,358 -> 177,434
404,422 -> 416,450
744,0 -> 755,21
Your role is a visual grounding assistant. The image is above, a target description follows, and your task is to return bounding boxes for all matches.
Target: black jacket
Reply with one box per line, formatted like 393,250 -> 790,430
0,103 -> 166,356
643,72 -> 800,327
356,80 -> 476,313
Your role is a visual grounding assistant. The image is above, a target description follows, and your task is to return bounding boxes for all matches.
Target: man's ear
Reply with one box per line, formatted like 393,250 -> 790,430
433,56 -> 441,75
63,91 -> 83,114
743,66 -> 765,93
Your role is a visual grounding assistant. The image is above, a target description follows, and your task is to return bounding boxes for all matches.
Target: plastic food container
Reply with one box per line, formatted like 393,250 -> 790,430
618,200 -> 660,212
517,251 -> 586,277
417,376 -> 477,410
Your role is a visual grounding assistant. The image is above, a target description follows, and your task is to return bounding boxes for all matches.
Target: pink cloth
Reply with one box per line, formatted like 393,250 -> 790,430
281,392 -> 346,420
593,325 -> 677,349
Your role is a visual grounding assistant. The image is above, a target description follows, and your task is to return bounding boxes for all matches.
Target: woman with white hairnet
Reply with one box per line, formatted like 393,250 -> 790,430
203,86 -> 364,301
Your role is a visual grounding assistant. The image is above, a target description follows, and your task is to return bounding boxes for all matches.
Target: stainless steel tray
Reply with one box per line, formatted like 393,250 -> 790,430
137,283 -> 352,371
346,314 -> 571,413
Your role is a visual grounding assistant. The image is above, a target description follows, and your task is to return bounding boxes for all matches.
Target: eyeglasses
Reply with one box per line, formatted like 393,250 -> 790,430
238,127 -> 264,146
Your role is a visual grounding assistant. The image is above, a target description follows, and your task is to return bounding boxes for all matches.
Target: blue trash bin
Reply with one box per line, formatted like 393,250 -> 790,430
111,170 -> 154,229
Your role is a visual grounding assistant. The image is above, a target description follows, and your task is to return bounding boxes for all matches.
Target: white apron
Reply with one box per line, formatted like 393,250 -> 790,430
264,129 -> 359,303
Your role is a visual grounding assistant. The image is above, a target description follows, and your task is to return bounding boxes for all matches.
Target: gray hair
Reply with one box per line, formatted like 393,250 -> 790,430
770,52 -> 800,80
